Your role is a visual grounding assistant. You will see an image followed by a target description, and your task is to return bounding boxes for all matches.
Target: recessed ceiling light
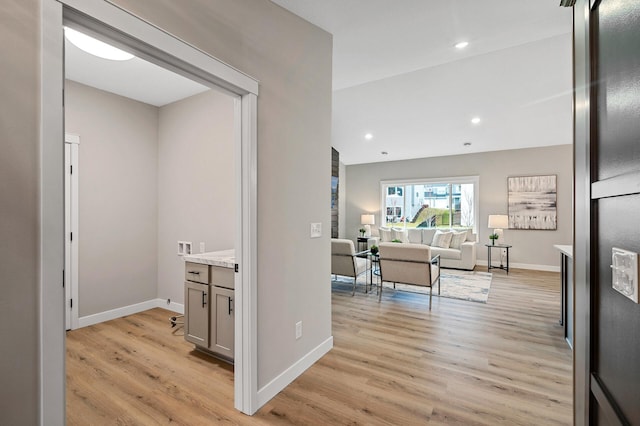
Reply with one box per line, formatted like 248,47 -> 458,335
364,133 -> 373,140
463,142 -> 472,146
455,41 -> 469,49
471,117 -> 481,124
64,27 -> 135,61
381,151 -> 388,155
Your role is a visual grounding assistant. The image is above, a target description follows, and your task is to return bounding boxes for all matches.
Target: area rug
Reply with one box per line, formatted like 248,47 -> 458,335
331,270 -> 492,303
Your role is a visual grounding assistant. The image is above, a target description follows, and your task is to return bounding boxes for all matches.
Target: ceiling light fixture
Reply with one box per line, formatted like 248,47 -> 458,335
455,41 -> 469,49
64,27 -> 135,61
471,117 -> 481,124
364,133 -> 373,140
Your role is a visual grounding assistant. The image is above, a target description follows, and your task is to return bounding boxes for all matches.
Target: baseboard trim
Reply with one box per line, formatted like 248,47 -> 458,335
475,260 -> 560,272
257,336 -> 333,408
77,298 -> 183,328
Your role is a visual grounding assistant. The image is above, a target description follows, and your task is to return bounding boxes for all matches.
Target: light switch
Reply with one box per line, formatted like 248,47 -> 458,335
310,223 -> 322,238
611,247 -> 639,303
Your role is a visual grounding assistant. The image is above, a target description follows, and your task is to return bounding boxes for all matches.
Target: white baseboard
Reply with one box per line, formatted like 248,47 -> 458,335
156,299 -> 184,315
257,336 -> 334,408
77,298 -> 184,328
475,260 -> 560,273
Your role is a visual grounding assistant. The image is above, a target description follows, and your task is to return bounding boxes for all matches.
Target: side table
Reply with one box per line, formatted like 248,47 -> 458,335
486,243 -> 512,274
357,237 -> 369,252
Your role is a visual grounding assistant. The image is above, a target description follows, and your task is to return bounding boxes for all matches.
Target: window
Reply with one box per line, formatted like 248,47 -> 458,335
380,176 -> 479,231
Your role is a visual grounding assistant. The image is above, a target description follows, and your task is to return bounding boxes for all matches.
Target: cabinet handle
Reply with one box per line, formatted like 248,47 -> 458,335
189,271 -> 200,275
228,297 -> 233,315
202,292 -> 207,307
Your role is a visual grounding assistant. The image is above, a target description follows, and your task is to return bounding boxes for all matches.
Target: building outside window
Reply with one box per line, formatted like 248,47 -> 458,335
380,177 -> 478,232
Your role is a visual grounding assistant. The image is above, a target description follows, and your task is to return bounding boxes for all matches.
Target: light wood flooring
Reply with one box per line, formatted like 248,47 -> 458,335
67,268 -> 572,425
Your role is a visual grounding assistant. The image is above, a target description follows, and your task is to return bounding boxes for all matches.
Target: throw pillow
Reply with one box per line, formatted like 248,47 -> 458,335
392,228 -> 409,243
449,230 -> 468,249
407,228 -> 423,244
431,230 -> 453,248
379,227 -> 392,242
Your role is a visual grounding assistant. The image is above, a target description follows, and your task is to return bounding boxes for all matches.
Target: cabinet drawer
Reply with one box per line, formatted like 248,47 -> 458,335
185,262 -> 210,284
211,266 -> 234,289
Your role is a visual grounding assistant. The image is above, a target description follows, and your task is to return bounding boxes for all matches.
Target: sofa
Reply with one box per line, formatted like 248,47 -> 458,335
370,227 -> 477,270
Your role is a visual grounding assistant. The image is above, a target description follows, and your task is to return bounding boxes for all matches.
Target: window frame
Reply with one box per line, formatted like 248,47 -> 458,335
379,176 -> 479,232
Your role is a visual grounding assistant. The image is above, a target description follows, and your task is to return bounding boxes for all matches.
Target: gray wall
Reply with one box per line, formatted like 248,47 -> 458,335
157,89 -> 235,305
345,145 -> 573,269
111,0 -> 333,390
0,1 -> 332,421
0,1 -> 39,423
65,81 -> 159,317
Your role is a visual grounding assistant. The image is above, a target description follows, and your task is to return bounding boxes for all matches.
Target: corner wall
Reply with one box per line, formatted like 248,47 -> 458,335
110,0 -> 333,394
157,89 -> 235,306
346,145 -> 573,270
65,81 -> 160,317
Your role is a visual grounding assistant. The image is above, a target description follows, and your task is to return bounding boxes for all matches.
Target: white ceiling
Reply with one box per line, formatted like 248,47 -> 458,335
65,35 -> 209,107
66,2 -> 574,165
270,0 -> 574,165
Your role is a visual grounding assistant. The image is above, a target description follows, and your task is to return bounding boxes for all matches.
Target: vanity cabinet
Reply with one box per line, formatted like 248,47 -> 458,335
184,258 -> 235,362
184,281 -> 209,347
211,285 -> 234,359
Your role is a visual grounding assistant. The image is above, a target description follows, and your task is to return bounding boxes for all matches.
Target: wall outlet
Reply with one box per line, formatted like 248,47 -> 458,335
178,241 -> 192,256
310,223 -> 322,238
200,242 -> 206,253
295,321 -> 303,339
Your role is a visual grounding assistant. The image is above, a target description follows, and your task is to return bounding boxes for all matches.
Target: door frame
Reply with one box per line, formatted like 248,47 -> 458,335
64,134 -> 79,331
40,0 -> 259,421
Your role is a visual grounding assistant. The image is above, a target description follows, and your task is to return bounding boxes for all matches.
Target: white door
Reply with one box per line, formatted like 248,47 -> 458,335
64,134 -> 79,330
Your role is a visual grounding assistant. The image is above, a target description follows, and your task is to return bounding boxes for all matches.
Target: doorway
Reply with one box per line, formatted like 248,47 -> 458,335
41,0 -> 259,419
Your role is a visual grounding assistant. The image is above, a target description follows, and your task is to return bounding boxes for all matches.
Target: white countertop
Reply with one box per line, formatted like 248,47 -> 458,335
184,249 -> 235,268
554,245 -> 573,258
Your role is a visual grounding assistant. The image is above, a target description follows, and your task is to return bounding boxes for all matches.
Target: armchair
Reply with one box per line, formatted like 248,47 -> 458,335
331,238 -> 371,296
378,242 -> 441,309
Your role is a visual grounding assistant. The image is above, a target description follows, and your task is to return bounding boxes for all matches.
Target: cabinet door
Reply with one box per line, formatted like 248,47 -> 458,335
184,281 -> 209,347
211,286 -> 234,360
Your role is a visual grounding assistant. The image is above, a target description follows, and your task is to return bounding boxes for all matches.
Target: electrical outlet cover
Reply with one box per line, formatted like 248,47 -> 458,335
310,223 -> 322,238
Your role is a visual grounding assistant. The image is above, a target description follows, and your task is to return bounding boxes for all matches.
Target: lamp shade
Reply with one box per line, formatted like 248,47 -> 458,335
488,214 -> 508,229
361,214 -> 375,225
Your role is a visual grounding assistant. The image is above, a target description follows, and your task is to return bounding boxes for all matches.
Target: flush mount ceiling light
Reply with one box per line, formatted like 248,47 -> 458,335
471,117 -> 481,124
364,133 -> 373,140
64,27 -> 135,61
455,41 -> 469,49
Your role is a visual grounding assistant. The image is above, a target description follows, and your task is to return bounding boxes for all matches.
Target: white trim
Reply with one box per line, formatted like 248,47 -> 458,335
42,0 -> 260,420
161,299 -> 185,315
77,299 -> 184,328
64,137 -> 80,330
256,337 -> 334,408
476,260 -> 560,272
41,2 -> 65,423
78,300 -> 159,328
65,133 -> 80,144
61,0 -> 258,96
236,92 -> 259,414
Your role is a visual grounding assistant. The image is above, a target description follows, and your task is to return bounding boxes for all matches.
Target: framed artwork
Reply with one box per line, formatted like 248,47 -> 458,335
508,175 -> 557,230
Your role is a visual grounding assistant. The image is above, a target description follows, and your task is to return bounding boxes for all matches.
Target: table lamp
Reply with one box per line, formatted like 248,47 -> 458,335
488,214 -> 508,244
361,214 -> 375,237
